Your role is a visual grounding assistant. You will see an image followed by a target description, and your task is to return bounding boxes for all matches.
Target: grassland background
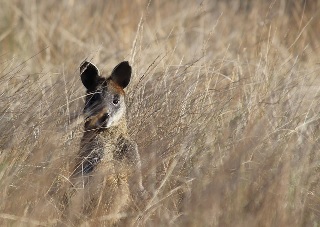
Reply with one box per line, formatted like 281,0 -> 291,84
0,0 -> 320,226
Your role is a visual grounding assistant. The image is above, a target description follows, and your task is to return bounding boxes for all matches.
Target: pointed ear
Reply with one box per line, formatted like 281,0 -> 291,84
110,61 -> 132,89
80,61 -> 100,90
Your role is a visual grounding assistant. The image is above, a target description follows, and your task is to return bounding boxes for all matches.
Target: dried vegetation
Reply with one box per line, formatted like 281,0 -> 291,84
0,0 -> 320,226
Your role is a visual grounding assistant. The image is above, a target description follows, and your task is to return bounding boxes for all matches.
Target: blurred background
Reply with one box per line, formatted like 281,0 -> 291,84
0,0 -> 320,226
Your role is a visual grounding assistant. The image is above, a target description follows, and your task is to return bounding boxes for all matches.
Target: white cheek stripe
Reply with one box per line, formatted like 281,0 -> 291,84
106,105 -> 126,128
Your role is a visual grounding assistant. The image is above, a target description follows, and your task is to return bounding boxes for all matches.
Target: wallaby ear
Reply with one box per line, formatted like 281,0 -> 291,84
110,61 -> 132,89
80,61 -> 100,90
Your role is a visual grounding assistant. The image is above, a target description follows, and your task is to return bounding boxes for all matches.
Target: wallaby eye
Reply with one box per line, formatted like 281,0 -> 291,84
113,95 -> 120,105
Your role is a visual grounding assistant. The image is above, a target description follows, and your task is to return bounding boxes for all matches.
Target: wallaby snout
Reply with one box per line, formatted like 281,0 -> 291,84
85,108 -> 109,129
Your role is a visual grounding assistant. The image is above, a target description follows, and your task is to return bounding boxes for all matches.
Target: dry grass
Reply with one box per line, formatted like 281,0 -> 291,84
1,0 -> 320,226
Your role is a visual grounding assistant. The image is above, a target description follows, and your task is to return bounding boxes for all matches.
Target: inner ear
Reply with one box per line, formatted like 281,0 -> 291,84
110,61 -> 132,89
80,61 -> 101,90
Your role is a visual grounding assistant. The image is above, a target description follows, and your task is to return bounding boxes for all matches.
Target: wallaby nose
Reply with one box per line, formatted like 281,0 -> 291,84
100,113 -> 109,123
96,109 -> 109,128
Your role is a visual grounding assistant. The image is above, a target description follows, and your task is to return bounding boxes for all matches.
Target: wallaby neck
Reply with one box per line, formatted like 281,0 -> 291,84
98,117 -> 128,142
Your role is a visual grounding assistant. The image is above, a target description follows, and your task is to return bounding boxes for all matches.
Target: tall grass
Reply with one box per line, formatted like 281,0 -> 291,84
0,0 -> 320,226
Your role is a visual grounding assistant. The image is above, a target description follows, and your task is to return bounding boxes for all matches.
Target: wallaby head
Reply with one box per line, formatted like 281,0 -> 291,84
80,61 -> 132,130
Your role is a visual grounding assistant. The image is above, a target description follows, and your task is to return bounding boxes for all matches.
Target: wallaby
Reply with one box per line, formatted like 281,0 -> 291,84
64,61 -> 145,225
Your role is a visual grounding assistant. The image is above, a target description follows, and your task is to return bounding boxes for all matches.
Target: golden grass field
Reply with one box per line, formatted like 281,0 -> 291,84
0,0 -> 320,226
